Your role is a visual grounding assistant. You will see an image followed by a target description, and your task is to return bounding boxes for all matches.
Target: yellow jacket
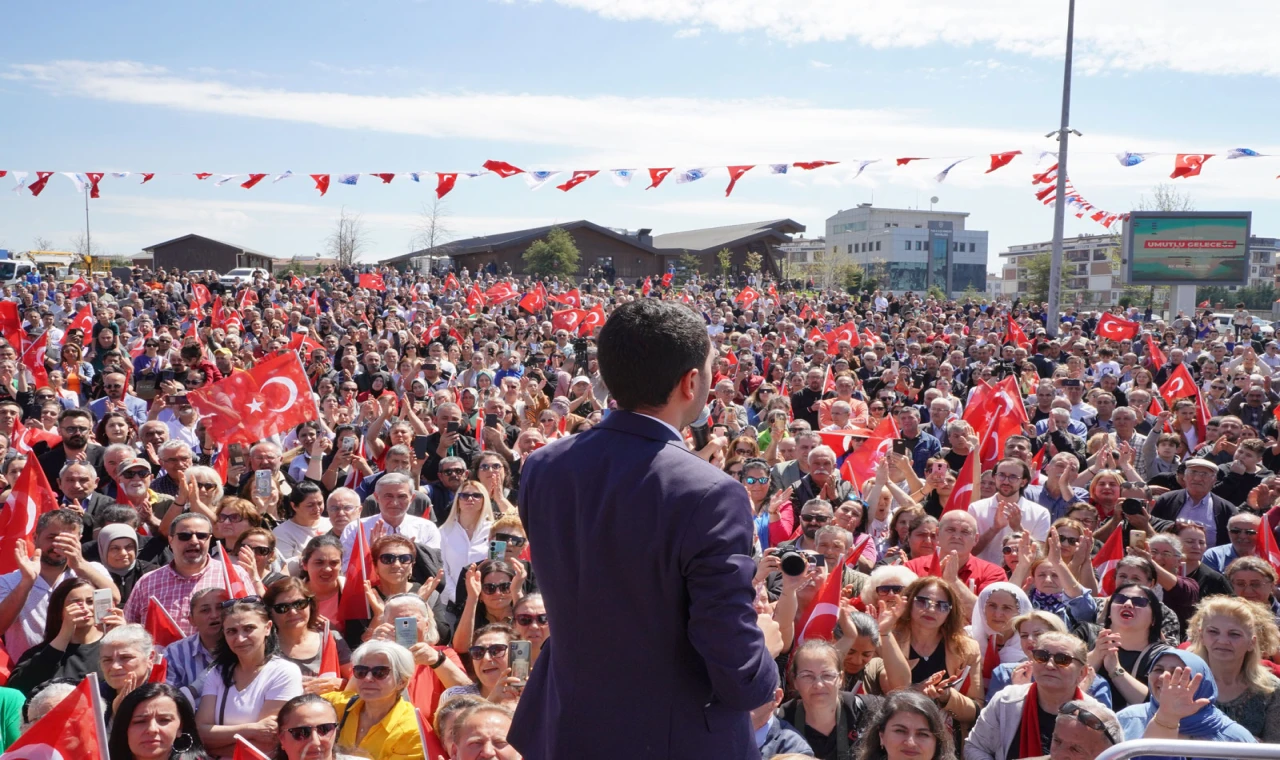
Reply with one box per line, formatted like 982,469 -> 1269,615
321,692 -> 424,760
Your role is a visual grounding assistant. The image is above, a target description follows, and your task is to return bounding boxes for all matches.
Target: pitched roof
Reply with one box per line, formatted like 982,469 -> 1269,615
142,234 -> 271,257
651,219 -> 805,253
381,220 -> 658,264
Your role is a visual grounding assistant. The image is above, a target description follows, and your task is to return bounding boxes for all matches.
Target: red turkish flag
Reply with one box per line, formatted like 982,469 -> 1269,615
796,556 -> 843,645
557,170 -> 598,192
839,416 -> 899,489
1171,154 -> 1213,179
5,677 -> 106,760
986,151 -> 1021,173
1096,312 -> 1139,341
68,303 -> 93,343
241,174 -> 268,189
145,596 -> 185,647
1006,315 -> 1030,349
234,735 -> 274,760
550,288 -> 581,308
550,308 -> 586,333
642,277 -> 652,296
221,546 -> 251,600
21,331 -> 49,388
28,172 -> 54,197
724,165 -> 755,196
192,283 -> 211,312
319,623 -> 341,678
359,273 -> 386,291
830,322 -> 858,346
579,304 -> 606,336
662,272 -> 673,287
944,449 -> 980,513
646,168 -> 673,189
482,160 -> 525,178
287,331 -> 323,354
518,291 -> 546,314
0,456 -> 59,575
443,272 -> 460,290
435,172 -> 459,199
372,173 -> 396,184
310,174 -> 331,196
1092,528 -> 1125,595
485,282 -> 519,304
148,657 -> 168,683
14,425 -> 61,456
85,172 -> 104,198
895,157 -> 926,166
1146,335 -> 1167,372
339,523 -> 374,622
68,276 -> 90,299
289,276 -> 303,290
140,173 -> 155,183
195,173 -> 213,180
1159,363 -> 1198,404
1031,164 -> 1058,185
794,161 -> 838,170
735,287 -> 759,309
466,287 -> 486,313
188,352 -> 319,446
1255,517 -> 1280,579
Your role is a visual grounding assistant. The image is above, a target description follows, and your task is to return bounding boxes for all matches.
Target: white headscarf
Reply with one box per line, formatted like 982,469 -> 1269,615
966,581 -> 1032,665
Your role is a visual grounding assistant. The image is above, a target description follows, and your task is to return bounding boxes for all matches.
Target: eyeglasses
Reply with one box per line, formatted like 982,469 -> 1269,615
1001,546 -> 1016,554
469,643 -> 510,660
1058,703 -> 1121,746
516,613 -> 548,626
456,492 -> 485,502
217,513 -> 245,523
218,595 -> 262,610
352,665 -> 392,680
270,599 -> 311,615
482,581 -> 512,595
875,584 -> 904,596
245,545 -> 273,557
378,553 -> 414,566
743,476 -> 769,485
1031,648 -> 1084,668
734,448 -> 754,456
1111,594 -> 1150,609
1229,528 -> 1259,537
800,514 -> 830,524
175,531 -> 211,542
1059,536 -> 1081,546
196,482 -> 219,491
795,671 -> 841,686
493,532 -> 526,547
478,462 -> 504,472
285,723 -> 338,741
912,596 -> 953,613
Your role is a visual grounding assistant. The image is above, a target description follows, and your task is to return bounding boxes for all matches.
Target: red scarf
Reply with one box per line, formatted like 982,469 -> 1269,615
982,635 -> 1000,686
1018,682 -> 1083,759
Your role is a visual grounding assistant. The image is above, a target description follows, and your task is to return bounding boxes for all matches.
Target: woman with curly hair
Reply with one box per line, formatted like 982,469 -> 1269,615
1185,596 -> 1280,741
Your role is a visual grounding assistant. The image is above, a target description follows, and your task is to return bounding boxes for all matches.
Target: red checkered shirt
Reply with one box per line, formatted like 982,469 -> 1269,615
124,557 -> 253,636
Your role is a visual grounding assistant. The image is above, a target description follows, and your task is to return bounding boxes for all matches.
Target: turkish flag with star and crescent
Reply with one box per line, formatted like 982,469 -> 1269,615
550,308 -> 586,333
0,456 -> 59,575
578,304 -> 606,336
550,288 -> 581,308
839,416 -> 900,490
1096,312 -> 1140,342
188,352 -> 319,446
1158,363 -> 1199,404
68,277 -> 90,299
3,676 -> 106,760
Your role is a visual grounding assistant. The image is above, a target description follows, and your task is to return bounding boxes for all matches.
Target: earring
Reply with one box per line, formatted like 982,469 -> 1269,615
172,733 -> 194,753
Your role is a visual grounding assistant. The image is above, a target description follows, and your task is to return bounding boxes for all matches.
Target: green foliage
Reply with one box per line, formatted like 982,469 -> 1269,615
744,250 -> 763,274
962,284 -> 981,303
838,262 -> 866,292
716,248 -> 732,276
522,226 -> 581,278
1024,252 -> 1052,304
1196,285 -> 1277,310
927,285 -> 946,302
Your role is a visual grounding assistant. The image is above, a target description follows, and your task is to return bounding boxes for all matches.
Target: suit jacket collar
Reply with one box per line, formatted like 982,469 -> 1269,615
599,410 -> 684,445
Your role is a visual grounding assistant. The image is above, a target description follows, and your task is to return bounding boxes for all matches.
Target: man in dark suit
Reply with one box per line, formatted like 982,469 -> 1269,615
1149,458 -> 1237,547
38,409 -> 104,498
511,299 -> 783,760
56,460 -> 115,543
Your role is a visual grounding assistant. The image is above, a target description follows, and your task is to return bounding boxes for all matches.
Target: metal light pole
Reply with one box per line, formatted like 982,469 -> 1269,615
1045,0 -> 1075,338
83,186 -> 92,260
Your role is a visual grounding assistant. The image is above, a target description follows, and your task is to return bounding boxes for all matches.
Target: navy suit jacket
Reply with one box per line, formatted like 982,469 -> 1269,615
509,411 -> 778,759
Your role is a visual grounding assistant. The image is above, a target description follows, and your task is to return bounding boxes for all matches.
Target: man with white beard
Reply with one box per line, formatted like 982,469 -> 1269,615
112,456 -> 176,538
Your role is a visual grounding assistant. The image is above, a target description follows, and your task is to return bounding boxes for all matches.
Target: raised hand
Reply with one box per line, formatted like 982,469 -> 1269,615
1153,666 -> 1211,722
418,568 -> 445,602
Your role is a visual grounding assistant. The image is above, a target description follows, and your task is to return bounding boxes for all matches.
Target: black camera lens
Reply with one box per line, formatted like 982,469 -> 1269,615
779,551 -> 807,577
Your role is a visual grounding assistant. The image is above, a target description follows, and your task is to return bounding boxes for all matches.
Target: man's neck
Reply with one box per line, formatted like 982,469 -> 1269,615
173,558 -> 208,579
38,563 -> 67,584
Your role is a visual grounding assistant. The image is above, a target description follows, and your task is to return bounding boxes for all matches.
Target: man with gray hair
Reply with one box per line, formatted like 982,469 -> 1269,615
369,593 -> 471,689
787,445 -> 852,510
151,439 -> 194,497
25,680 -> 76,727
1049,700 -> 1122,760
341,472 -> 441,571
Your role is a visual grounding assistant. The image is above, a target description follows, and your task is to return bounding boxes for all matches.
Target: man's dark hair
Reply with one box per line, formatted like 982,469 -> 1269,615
58,408 -> 93,426
96,504 -> 141,530
598,300 -> 709,410
36,508 -> 83,535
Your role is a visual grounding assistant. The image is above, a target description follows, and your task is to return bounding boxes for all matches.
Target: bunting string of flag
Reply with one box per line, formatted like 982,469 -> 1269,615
1028,162 -> 1129,230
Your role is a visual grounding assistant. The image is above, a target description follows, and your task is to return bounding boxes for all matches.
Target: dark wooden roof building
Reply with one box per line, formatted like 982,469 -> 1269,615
142,234 -> 275,274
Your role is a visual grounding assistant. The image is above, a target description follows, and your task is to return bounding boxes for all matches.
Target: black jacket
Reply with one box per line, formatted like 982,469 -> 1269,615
421,431 -> 480,483
1149,488 -> 1237,547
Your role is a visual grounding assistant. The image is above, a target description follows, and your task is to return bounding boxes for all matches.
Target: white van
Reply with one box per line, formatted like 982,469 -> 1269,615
0,259 -> 36,287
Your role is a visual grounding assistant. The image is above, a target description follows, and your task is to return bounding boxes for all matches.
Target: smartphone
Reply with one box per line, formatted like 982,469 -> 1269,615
949,665 -> 972,690
489,540 -> 507,561
484,413 -> 499,428
166,394 -> 188,405
92,588 -> 113,624
447,421 -> 460,434
412,435 -> 431,460
229,444 -> 247,469
509,640 -> 532,683
1130,530 -> 1149,552
340,436 -> 356,453
394,617 -> 417,648
253,469 -> 272,498
892,439 -> 908,456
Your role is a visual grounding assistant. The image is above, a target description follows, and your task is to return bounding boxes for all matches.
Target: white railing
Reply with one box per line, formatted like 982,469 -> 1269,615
1097,738 -> 1280,760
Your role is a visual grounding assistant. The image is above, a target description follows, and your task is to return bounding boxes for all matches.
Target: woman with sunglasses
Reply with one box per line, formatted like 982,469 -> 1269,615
441,623 -> 522,706
966,632 -> 1104,760
7,577 -> 114,697
275,694 -> 341,760
214,498 -> 264,556
1089,583 -> 1170,712
471,452 -> 516,514
319,641 -> 427,760
1185,596 -> 1280,741
984,610 -> 1113,706
273,483 -> 330,563
440,480 -> 496,610
196,597 -> 303,760
235,529 -> 284,592
451,559 -> 523,653
876,577 -> 981,727
264,578 -> 351,697
738,458 -> 791,550
109,682 -> 211,760
513,593 -> 550,669
1116,649 -> 1256,752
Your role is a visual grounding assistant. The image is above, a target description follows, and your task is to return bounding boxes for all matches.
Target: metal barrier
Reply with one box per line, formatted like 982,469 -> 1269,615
1096,738 -> 1280,760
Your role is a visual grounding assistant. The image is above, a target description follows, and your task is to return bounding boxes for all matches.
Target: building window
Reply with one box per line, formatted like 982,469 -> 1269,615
904,241 -> 911,251
848,244 -> 853,254
915,241 -> 923,251
969,242 -> 976,253
875,241 -> 881,251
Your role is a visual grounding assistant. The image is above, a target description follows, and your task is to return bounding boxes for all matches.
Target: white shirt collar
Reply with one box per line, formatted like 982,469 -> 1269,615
635,412 -> 684,441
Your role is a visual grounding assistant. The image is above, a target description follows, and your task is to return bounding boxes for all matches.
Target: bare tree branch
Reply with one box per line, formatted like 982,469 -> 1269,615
326,206 -> 367,268
411,198 -> 454,253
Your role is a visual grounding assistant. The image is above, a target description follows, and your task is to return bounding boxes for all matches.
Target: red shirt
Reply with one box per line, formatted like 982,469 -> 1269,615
905,552 -> 1007,596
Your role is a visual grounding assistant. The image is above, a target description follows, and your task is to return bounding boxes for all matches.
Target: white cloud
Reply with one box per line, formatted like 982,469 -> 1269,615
672,27 -> 701,38
808,59 -> 831,69
546,0 -> 1280,78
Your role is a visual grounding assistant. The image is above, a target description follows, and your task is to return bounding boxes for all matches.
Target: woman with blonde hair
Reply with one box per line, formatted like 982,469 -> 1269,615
1186,596 -> 1280,741
439,480 -> 495,608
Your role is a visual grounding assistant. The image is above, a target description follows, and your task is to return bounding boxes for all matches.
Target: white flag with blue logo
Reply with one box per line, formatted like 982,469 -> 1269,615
610,169 -> 635,187
769,164 -> 789,175
1115,152 -> 1149,167
676,168 -> 707,184
273,170 -> 294,183
933,158 -> 969,184
1227,148 -> 1263,159
851,159 -> 880,179
337,174 -> 360,185
214,174 -> 241,187
61,173 -> 88,194
110,172 -> 131,179
524,171 -> 562,190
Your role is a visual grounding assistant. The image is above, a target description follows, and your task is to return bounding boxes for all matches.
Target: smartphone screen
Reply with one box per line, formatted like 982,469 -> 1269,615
93,588 -> 113,624
412,435 -> 431,460
447,421 -> 460,434
485,413 -> 499,428
394,617 -> 417,648
509,640 -> 532,682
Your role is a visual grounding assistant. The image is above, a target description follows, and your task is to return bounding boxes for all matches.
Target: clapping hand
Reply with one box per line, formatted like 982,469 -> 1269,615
1153,666 -> 1210,723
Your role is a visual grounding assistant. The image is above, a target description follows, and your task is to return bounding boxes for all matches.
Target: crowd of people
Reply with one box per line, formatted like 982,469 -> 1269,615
0,263 -> 1279,760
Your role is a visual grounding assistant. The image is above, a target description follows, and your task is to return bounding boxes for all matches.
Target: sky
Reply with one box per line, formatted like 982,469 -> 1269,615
4,0 -> 1280,271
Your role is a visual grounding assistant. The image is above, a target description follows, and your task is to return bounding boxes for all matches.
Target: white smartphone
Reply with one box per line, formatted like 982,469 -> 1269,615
949,664 -> 972,690
509,640 -> 532,683
394,617 -> 417,648
93,588 -> 113,624
253,469 -> 272,498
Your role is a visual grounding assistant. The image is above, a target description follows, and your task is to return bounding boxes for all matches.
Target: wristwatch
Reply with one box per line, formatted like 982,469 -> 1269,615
1110,665 -> 1126,678
429,648 -> 446,669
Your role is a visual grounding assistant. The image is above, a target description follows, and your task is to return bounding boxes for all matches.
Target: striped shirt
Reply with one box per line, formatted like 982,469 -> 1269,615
123,558 -> 254,635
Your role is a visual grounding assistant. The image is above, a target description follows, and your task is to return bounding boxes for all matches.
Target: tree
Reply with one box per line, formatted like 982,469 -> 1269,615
744,250 -> 763,274
32,236 -> 54,251
677,251 -> 702,282
326,207 -> 367,268
70,231 -> 90,258
522,226 -> 580,278
1138,184 -> 1195,213
716,248 -> 732,278
411,197 -> 453,253
839,262 -> 866,293
1024,252 -> 1052,304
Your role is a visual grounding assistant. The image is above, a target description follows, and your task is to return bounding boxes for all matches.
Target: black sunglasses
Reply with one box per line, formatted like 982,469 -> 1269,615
1111,593 -> 1151,609
218,595 -> 263,610
469,643 -> 509,660
482,581 -> 512,595
875,584 -> 904,595
271,599 -> 311,615
800,514 -> 830,523
285,723 -> 338,741
352,665 -> 392,680
175,531 -> 211,542
493,533 -> 526,548
244,546 -> 273,557
1229,528 -> 1259,536
1031,648 -> 1084,668
378,553 -> 414,566
1058,703 -> 1121,745
515,613 -> 548,626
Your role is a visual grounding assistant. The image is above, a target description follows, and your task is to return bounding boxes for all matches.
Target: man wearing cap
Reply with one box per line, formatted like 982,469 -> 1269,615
1149,458 -> 1238,547
114,456 -> 177,538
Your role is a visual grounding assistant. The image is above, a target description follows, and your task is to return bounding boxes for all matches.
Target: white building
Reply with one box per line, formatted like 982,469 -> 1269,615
825,204 -> 989,296
777,236 -> 826,265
